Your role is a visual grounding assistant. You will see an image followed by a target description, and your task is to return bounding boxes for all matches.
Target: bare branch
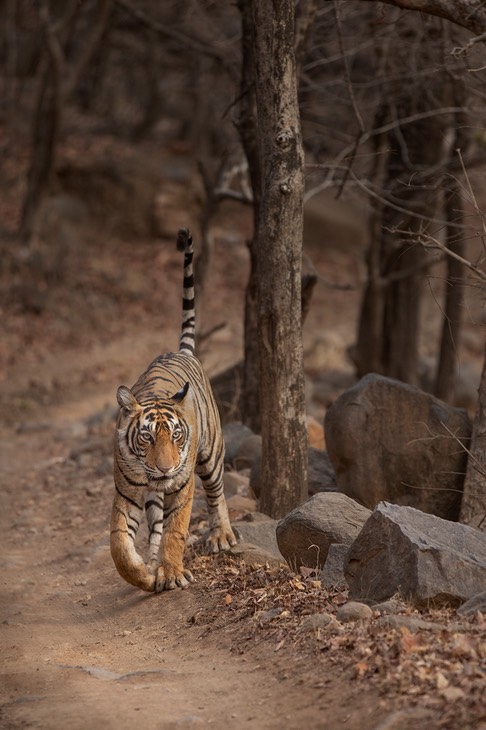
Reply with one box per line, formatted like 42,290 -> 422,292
63,0 -> 114,99
115,0 -> 227,65
415,229 -> 486,281
347,0 -> 486,37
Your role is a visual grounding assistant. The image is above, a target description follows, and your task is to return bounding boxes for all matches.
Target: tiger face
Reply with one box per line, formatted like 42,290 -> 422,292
116,383 -> 191,480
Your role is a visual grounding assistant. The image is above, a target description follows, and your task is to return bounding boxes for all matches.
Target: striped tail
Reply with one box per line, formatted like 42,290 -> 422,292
176,228 -> 196,355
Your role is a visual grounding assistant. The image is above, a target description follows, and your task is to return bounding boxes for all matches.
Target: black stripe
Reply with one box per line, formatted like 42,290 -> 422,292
183,297 -> 195,311
115,484 -> 143,510
183,274 -> 194,287
150,519 -> 164,528
145,499 -> 162,511
118,468 -> 147,488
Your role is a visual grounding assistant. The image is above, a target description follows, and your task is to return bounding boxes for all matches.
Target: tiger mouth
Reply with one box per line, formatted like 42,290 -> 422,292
147,466 -> 182,480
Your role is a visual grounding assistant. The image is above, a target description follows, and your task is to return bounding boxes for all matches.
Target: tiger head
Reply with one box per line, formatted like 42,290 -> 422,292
116,383 -> 191,479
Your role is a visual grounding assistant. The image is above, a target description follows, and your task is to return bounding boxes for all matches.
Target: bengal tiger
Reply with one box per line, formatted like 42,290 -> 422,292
110,228 -> 236,592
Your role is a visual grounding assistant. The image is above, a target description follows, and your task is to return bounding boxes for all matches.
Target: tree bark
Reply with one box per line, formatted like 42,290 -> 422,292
250,0 -> 308,518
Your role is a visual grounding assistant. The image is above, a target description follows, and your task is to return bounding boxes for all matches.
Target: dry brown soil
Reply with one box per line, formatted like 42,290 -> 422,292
1,177 -> 485,729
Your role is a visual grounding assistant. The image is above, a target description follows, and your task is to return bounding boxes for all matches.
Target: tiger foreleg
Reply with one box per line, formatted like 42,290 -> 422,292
155,480 -> 195,592
110,488 -> 156,592
144,491 -> 164,574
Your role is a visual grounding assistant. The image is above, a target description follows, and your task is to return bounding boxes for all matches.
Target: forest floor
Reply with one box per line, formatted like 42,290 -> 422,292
1,141 -> 485,730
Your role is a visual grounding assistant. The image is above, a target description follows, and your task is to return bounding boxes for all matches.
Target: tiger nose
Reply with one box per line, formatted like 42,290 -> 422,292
156,458 -> 178,473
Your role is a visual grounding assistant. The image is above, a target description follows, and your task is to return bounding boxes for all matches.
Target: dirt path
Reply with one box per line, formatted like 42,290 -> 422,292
0,389 -> 391,730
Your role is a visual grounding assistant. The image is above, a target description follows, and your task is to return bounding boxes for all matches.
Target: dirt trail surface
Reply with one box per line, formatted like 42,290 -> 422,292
1,197 -> 485,729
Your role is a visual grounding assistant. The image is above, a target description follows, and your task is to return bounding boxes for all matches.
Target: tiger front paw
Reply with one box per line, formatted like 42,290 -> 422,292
206,525 -> 237,554
155,565 -> 194,593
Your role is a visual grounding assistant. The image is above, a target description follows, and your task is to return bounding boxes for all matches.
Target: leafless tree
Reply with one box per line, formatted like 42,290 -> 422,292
248,0 -> 309,518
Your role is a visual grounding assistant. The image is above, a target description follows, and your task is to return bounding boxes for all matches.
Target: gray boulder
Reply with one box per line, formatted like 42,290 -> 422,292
345,502 -> 486,608
276,492 -> 371,570
325,373 -> 471,520
229,543 -> 284,569
231,519 -> 283,562
222,421 -> 255,466
318,543 -> 349,589
457,590 -> 486,617
233,434 -> 262,471
250,447 -> 337,499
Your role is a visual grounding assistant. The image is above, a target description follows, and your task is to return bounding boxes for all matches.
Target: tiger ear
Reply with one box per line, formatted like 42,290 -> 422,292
171,382 -> 189,403
117,385 -> 141,414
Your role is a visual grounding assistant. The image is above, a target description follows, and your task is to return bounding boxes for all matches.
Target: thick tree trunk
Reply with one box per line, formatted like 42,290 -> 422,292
250,0 -> 308,518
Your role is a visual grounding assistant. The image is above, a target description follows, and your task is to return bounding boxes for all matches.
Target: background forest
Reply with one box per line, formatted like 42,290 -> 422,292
1,0 -> 486,519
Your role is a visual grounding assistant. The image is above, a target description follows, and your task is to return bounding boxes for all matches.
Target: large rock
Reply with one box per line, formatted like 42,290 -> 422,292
345,502 -> 486,608
325,373 -> 471,520
231,518 -> 283,562
222,421 -> 254,466
251,447 -> 337,499
276,492 -> 371,570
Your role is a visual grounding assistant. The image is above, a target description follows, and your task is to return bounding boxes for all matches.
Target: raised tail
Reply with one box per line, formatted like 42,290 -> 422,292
176,228 -> 196,355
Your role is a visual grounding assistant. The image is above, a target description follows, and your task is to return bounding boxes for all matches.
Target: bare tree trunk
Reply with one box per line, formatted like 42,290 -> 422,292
460,338 -> 486,531
354,24 -> 451,385
250,0 -> 308,518
435,179 -> 464,401
237,0 -> 262,433
20,56 -> 60,239
20,0 -> 113,239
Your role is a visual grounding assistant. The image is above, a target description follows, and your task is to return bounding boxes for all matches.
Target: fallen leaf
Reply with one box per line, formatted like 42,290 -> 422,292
354,661 -> 369,679
436,671 -> 449,689
292,579 -> 306,591
440,686 -> 465,702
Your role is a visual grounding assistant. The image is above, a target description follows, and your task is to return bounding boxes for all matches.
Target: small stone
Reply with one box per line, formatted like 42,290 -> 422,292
375,615 -> 445,633
336,601 -> 372,622
372,599 -> 406,615
299,612 -> 343,633
257,607 -> 284,625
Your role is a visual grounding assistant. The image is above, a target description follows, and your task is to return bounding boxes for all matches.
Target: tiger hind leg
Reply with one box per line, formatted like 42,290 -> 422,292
197,463 -> 236,553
